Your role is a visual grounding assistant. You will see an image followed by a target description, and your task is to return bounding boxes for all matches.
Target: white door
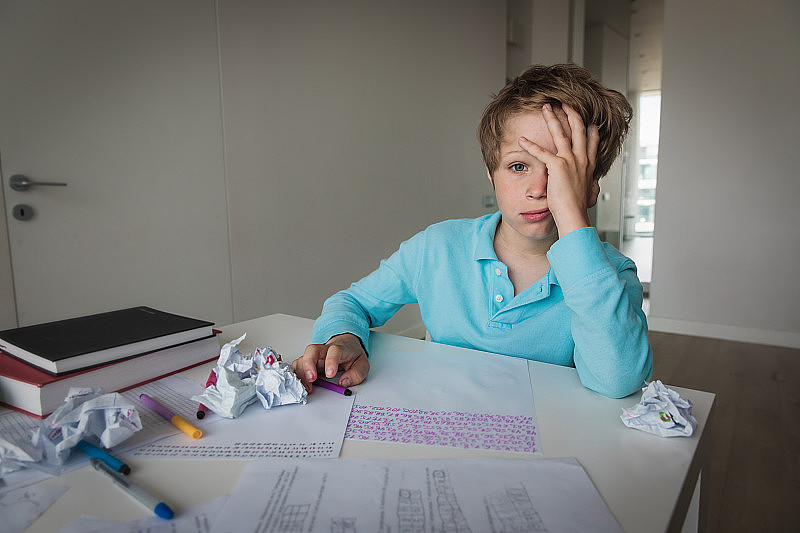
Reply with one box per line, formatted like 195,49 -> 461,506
0,1 -> 233,327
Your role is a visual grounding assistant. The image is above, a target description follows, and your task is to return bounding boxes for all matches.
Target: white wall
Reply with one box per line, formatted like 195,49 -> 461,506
0,1 -> 504,336
648,0 -> 800,347
219,0 -> 504,329
507,0 -> 576,80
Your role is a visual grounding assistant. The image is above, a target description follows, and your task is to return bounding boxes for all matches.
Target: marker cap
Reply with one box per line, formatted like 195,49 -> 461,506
172,415 -> 203,439
154,502 -> 175,519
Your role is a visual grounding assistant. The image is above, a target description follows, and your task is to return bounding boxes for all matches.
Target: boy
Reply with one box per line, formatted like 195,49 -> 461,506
292,64 -> 652,399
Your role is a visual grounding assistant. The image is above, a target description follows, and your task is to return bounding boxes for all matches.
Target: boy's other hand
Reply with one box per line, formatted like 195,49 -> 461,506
292,333 -> 369,393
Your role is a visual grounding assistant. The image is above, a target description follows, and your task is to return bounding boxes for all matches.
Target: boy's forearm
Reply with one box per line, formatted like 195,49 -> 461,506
547,228 -> 653,398
312,292 -> 373,352
569,277 -> 653,398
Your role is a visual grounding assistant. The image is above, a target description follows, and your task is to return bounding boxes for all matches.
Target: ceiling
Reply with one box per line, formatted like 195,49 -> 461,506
628,0 -> 663,93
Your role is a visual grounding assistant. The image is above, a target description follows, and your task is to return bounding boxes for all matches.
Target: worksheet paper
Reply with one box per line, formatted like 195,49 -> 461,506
209,457 -> 622,533
0,484 -> 68,533
0,373 -> 353,493
0,375 -> 204,493
345,337 -> 539,453
57,496 -> 227,533
125,383 -> 354,460
0,408 -> 50,493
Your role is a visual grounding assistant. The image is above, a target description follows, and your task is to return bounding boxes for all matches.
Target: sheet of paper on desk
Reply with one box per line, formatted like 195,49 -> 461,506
0,375 -> 208,492
57,496 -> 226,533
125,385 -> 354,460
0,484 -> 67,533
114,375 -> 209,452
209,457 -> 622,533
346,338 -> 539,453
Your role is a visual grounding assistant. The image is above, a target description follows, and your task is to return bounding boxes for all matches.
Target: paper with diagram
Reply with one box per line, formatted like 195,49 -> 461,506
209,456 -> 621,533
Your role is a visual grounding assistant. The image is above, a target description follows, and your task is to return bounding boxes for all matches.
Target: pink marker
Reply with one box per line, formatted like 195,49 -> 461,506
313,378 -> 353,396
196,368 -> 217,419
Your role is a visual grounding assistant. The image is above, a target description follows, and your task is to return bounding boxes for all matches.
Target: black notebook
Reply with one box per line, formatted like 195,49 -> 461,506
0,306 -> 214,375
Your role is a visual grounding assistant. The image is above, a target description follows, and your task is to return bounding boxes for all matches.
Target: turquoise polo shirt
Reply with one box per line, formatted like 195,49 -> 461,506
313,212 -> 653,398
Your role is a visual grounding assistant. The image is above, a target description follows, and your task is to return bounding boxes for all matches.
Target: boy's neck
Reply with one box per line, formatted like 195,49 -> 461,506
493,223 -> 556,296
493,220 -> 557,259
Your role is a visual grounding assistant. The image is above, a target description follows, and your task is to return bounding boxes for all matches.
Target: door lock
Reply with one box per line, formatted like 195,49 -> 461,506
12,204 -> 34,221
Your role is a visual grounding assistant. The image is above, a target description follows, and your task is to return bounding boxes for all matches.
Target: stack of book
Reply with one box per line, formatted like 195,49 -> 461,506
0,306 -> 222,418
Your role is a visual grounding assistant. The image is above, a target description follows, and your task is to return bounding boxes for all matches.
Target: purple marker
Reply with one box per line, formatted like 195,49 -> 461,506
139,393 -> 202,439
313,378 -> 353,396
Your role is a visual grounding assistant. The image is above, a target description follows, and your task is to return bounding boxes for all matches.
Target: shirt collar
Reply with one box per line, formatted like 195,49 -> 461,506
473,211 -> 560,288
474,211 -> 502,261
546,266 -> 560,288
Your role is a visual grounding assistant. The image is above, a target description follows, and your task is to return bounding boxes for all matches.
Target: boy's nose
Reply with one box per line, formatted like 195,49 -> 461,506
525,170 -> 548,199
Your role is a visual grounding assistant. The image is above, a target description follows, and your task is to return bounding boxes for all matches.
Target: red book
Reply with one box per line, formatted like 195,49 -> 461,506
0,334 -> 220,418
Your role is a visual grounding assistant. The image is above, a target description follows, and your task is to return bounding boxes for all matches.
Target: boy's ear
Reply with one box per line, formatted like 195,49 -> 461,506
587,178 -> 601,208
486,168 -> 495,189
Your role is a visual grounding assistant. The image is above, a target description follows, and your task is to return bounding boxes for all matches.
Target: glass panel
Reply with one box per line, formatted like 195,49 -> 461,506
635,92 -> 661,235
622,91 -> 660,286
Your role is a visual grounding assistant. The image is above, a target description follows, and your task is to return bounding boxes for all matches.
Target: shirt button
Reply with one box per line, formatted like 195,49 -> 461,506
495,294 -> 503,303
495,268 -> 502,276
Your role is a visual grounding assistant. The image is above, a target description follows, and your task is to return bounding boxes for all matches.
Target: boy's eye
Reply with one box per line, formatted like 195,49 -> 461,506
510,163 -> 527,172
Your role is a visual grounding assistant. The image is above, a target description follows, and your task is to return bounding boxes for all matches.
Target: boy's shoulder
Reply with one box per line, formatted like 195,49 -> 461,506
398,213 -> 495,257
423,213 -> 496,238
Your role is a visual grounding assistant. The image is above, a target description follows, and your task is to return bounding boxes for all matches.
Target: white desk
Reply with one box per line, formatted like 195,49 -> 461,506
24,314 -> 714,532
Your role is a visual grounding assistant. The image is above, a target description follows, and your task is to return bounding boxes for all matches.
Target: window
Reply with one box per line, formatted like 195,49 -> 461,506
634,92 -> 661,235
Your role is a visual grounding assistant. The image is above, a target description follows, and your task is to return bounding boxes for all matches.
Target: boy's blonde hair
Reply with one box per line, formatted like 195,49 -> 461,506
478,64 -> 632,179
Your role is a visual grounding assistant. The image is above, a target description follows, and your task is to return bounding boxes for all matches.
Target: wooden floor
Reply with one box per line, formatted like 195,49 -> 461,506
648,331 -> 800,533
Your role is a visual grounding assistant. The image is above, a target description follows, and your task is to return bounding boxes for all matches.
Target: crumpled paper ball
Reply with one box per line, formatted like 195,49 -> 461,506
255,360 -> 307,409
0,436 -> 42,476
191,333 -> 307,418
620,380 -> 697,437
194,365 -> 258,419
30,387 -> 142,465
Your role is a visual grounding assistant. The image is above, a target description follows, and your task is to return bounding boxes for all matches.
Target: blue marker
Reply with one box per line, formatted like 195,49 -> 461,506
90,459 -> 175,519
76,439 -> 131,475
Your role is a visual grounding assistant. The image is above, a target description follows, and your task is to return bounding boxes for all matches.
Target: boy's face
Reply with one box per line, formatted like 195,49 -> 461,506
489,110 -> 561,245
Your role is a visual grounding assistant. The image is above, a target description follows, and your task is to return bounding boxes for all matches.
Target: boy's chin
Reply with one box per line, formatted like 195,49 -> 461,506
517,225 -> 558,242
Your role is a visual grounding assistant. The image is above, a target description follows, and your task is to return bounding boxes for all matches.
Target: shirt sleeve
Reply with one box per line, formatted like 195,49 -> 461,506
546,227 -> 653,398
311,230 -> 425,352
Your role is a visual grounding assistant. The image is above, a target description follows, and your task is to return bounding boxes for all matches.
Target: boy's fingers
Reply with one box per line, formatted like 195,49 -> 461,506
294,344 -> 327,390
551,105 -> 572,138
562,104 -> 588,164
518,136 -> 545,156
541,103 -> 572,156
324,344 -> 343,379
340,353 -> 369,388
518,136 -> 556,167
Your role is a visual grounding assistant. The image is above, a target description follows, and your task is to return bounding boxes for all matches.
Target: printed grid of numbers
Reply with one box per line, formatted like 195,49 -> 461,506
131,441 -> 338,458
344,404 -> 537,453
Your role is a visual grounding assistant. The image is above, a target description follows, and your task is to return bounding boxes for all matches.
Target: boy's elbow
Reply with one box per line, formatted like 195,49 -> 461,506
583,360 -> 652,399
591,378 -> 644,399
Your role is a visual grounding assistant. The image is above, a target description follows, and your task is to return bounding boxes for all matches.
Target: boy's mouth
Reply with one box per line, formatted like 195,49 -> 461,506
521,209 -> 550,222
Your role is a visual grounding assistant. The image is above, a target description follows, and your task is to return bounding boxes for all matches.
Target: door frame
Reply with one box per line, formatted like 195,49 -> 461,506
0,169 -> 19,329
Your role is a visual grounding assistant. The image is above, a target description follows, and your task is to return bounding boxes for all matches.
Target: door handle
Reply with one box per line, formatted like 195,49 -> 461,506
9,174 -> 68,192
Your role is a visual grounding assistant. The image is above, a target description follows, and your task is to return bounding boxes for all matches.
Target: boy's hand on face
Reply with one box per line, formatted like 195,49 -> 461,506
292,333 -> 369,393
518,103 -> 600,237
